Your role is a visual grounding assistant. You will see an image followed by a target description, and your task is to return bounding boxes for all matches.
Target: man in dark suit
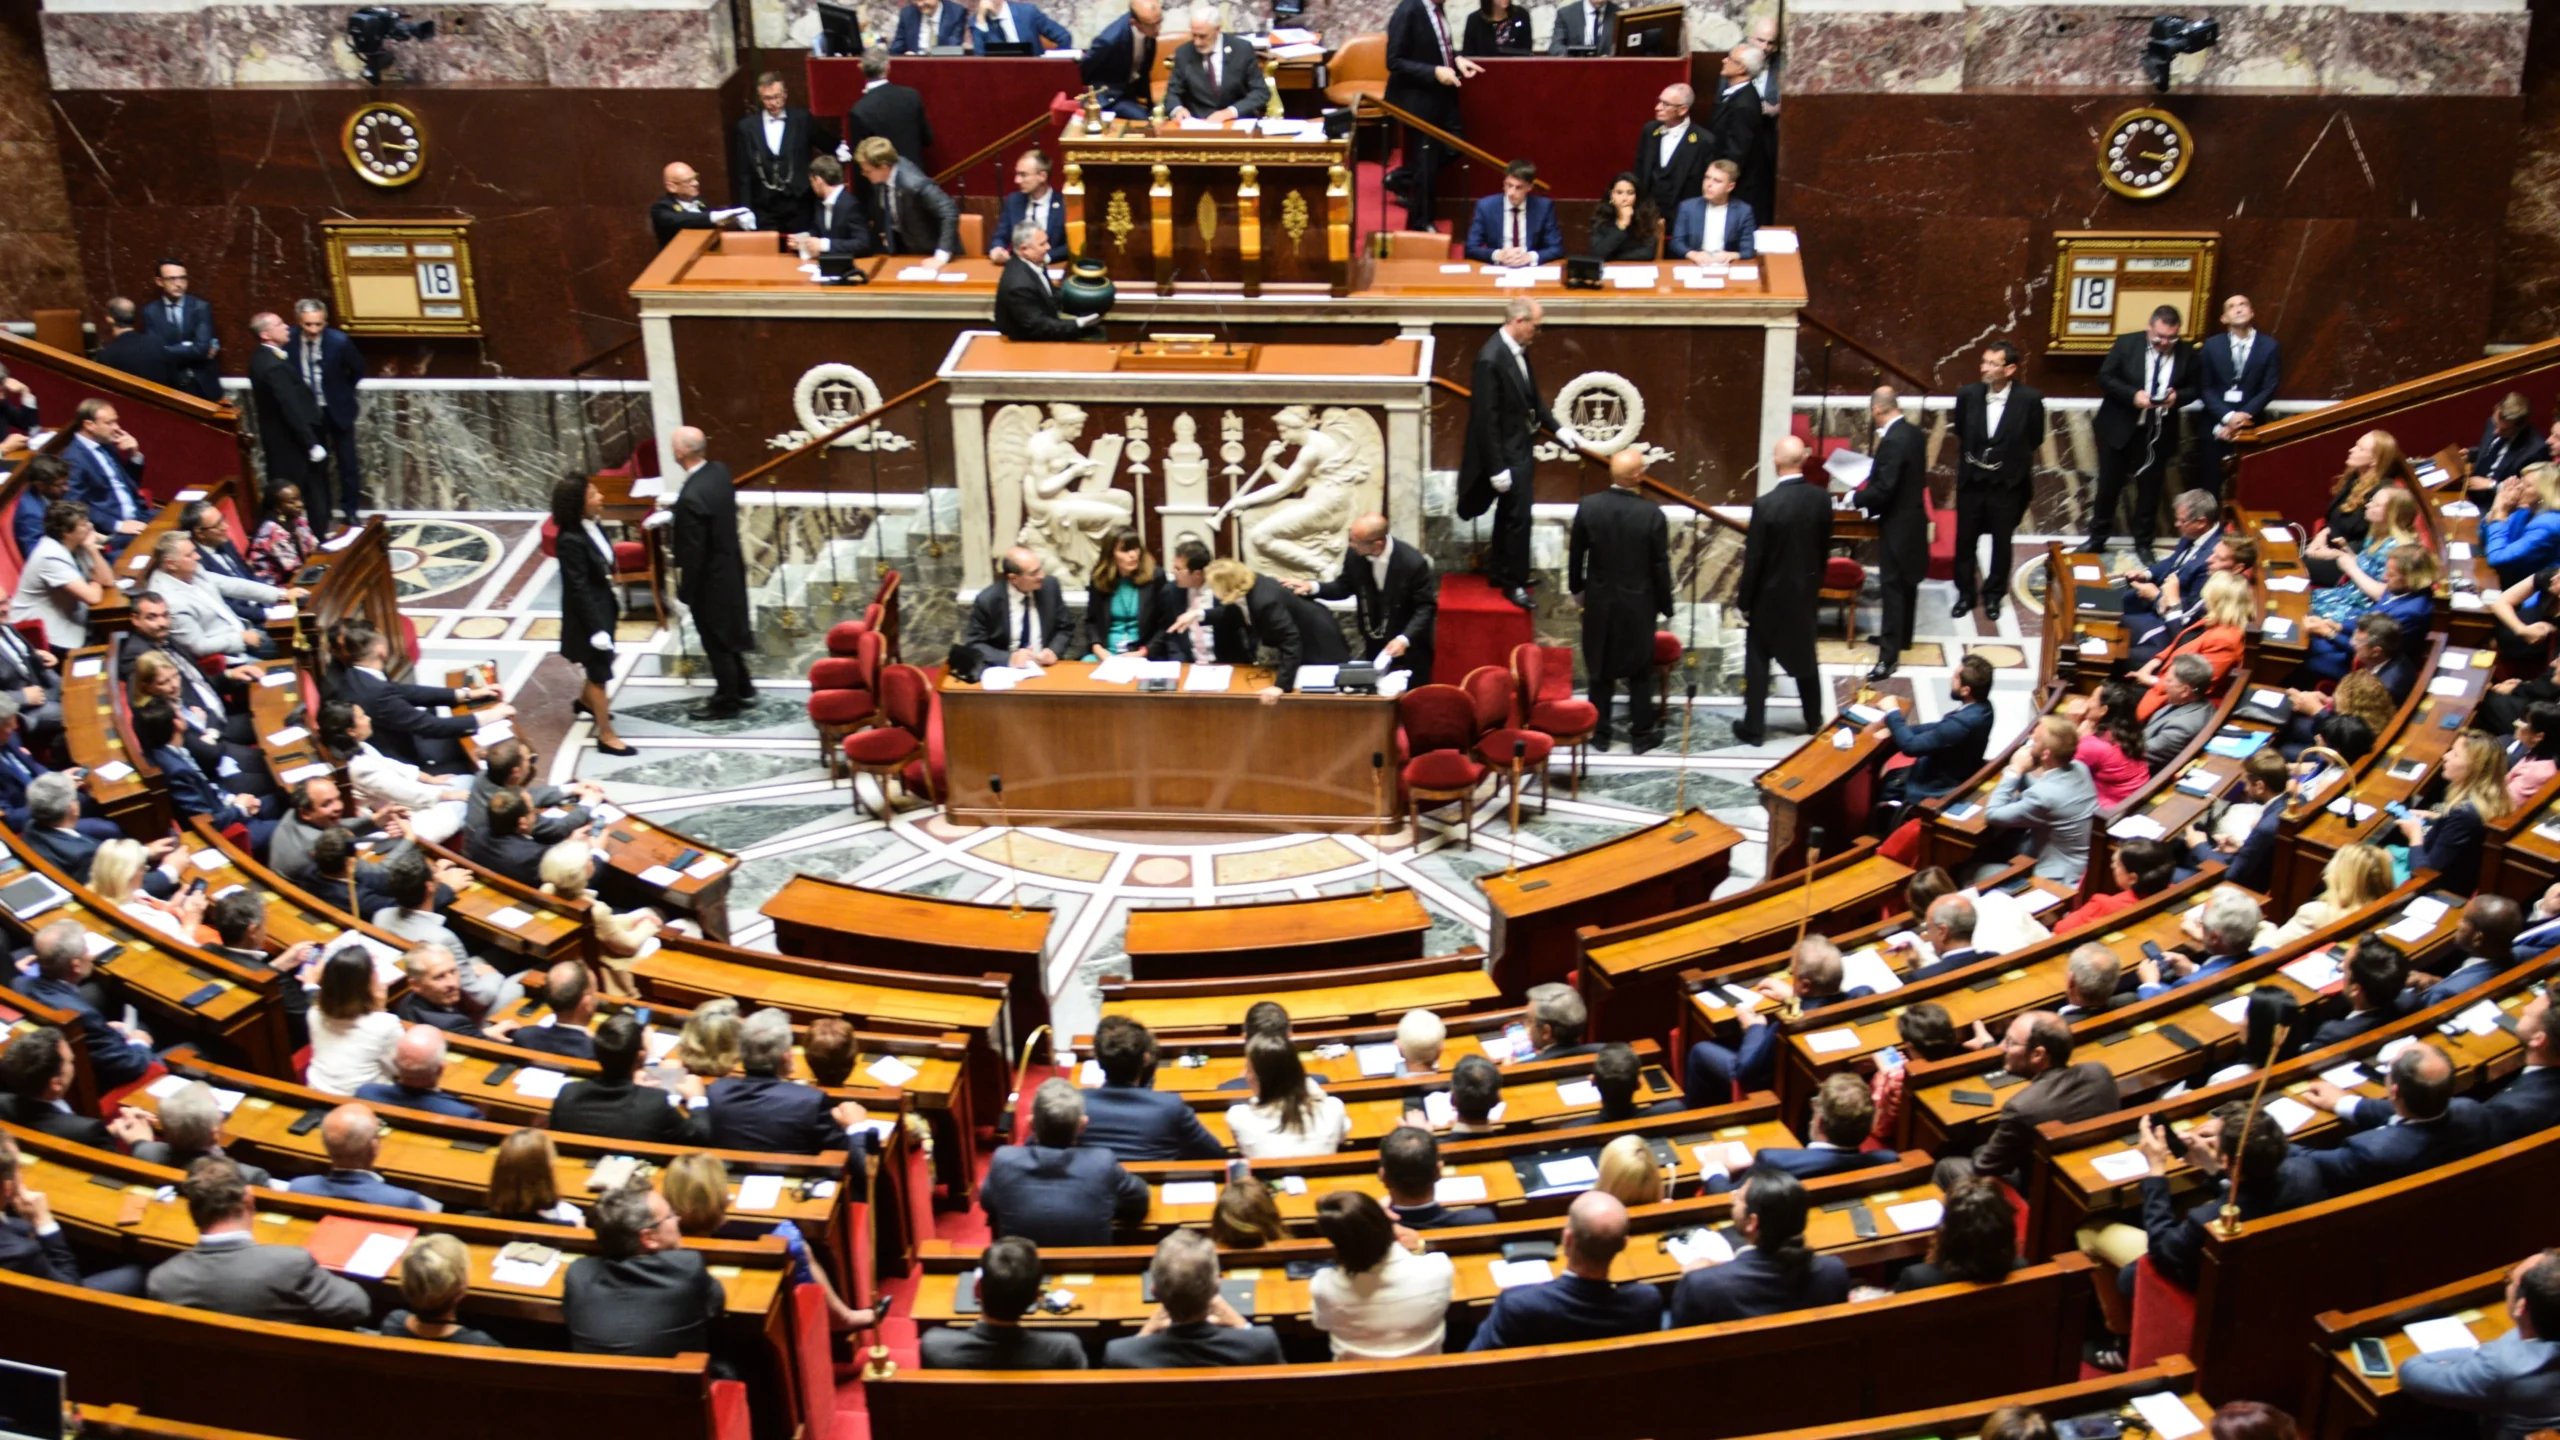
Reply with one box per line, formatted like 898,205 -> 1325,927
788,155 -> 875,264
148,1159 -> 370,1324
990,150 -> 1069,262
1950,340 -> 2045,621
138,259 -> 220,401
848,50 -> 934,167
2118,490 -> 2223,651
890,0 -> 969,52
2058,941 -> 2141,1020
1463,160 -> 1564,267
922,1236 -> 1090,1368
2483,994 -> 2560,1146
964,546 -> 1074,668
2292,1043 -> 2491,1197
1632,83 -> 1709,224
707,1007 -> 874,1155
967,0 -> 1072,51
661,426 -> 758,715
19,921 -> 152,1090
127,1081 -> 275,1186
353,1026 -> 487,1121
291,300 -> 367,528
285,1104 -> 441,1211
340,626 -> 501,767
1735,434 -> 1827,745
1547,0 -> 1613,53
1163,7 -> 1268,121
117,592 -> 255,744
554,1013 -> 712,1145
1875,655 -> 1997,805
247,311 -> 326,508
1201,559 -> 1346,695
992,225 -> 1099,341
0,1029 -> 151,1151
1860,385 -> 1927,681
650,161 -> 750,248
1668,1170 -> 1851,1325
1669,159 -> 1756,263
1380,1125 -> 1497,1227
1291,513 -> 1436,683
1467,1191 -> 1663,1349
1459,299 -> 1582,611
2310,938 -> 2413,1048
1971,1011 -> 2122,1183
63,399 -> 152,550
1524,982 -> 1600,1059
0,1132 -> 80,1284
511,961 -> 600,1061
854,137 -> 961,264
1705,47 -> 1770,219
1898,893 -> 1991,983
1082,0 -> 1162,118
734,71 -> 817,235
1592,1042 -> 1682,1122
564,1180 -> 727,1357
1080,1016 -> 1225,1162
21,775 -> 176,894
2130,1099 -> 2323,1292
1748,1074 -> 1896,1180
2194,295 -> 2279,490
1571,450 -> 1675,751
982,1080 -> 1151,1246
472,788 -> 554,889
2090,305 -> 2196,558
2397,1250 -> 2560,1439
1383,0 -> 1476,228
90,298 -> 176,388
1682,937 -> 1872,1106
2475,391 -> 2551,490
2410,895 -> 2524,1008
1103,1230 -> 1286,1367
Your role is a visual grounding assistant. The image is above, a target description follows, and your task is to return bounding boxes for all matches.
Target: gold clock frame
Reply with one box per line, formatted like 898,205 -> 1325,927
2097,107 -> 2192,200
342,102 -> 427,189
2046,230 -> 2218,354
320,218 -> 482,337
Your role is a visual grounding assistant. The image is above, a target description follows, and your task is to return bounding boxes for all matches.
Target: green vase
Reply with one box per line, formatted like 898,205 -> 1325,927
1059,256 -> 1116,318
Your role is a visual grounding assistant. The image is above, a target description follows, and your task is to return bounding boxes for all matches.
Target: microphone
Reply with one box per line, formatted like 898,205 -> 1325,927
1371,751 -> 1388,898
1505,738 -> 1526,881
1793,824 -> 1827,949
989,774 -> 1025,917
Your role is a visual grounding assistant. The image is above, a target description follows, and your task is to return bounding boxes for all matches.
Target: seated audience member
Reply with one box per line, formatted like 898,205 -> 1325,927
1310,1189 -> 1456,1360
2304,544 -> 2437,684
541,840 -> 660,985
554,1012 -> 711,1145
90,836 -> 202,944
513,960 -> 600,1060
304,949 -> 406,1097
2290,1043 -> 2490,1195
1446,1053 -> 1505,1132
2396,1248 -> 2560,1440
1588,173 -> 1661,262
1468,1191 -> 1662,1349
1211,1176 -> 1289,1249
369,847 -> 471,960
1684,935 -> 1869,1106
801,1017 -> 857,1086
676,1002 -> 742,1080
2183,748 -> 2290,893
1211,1001 -> 1294,1091
1105,1229 -> 1286,1368
249,482 -> 322,584
1982,1409 -> 2058,1440
2142,655 -> 2217,771
392,944 -> 520,1040
1971,1012 -> 2120,1184
132,1082 -> 273,1186
1869,1002 -> 1965,1143
144,531 -> 295,664
1227,1033 -> 1352,1158
2063,680 -> 2153,809
2060,836 -> 2175,933
17,918 -> 153,1088
353,1024 -> 486,1121
1081,1013 -> 1226,1161
0,700 -> 63,829
1593,1041 -> 1679,1122
564,1179 -> 726,1357
202,890 -> 317,1048
1897,892 -> 1989,982
0,1131 -> 99,1286
8,456 -> 69,560
1463,160 -> 1564,268
1748,1073 -> 1897,1181
2138,885 -> 2264,997
2114,1101 -> 2321,1298
8,502 -> 113,651
482,1128 -> 579,1224
1525,982 -> 1598,1058
1892,1178 -> 2023,1292
2414,893 -> 2525,1006
341,624 -> 508,767
2058,943 -> 2136,1020
2394,733 -> 2513,894
981,1078 -> 1150,1247
1594,1133 -> 1664,1207
1671,158 -> 1757,264
1379,1125 -> 1494,1229
1395,1007 -> 1446,1076
323,701 -> 468,843
2271,842 -> 2395,947
147,1158 -> 370,1326
707,1007 -> 870,1154
1981,716 -> 2099,884
920,1235 -> 1087,1369
467,738 -> 600,845
2505,702 -> 2560,806
2312,938 -> 2414,1047
1878,656 -> 1996,803
378,1233 -> 502,1346
2130,570 -> 2252,708
22,773 -> 164,886
476,788 -> 556,889
0,1028 -> 152,1149
662,1151 -> 874,1331
1668,1169 -> 1850,1324
2483,991 -> 2560,1146
288,1103 -> 441,1211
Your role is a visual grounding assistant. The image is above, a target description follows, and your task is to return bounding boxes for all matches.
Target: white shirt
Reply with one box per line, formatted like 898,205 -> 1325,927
1507,204 -> 1525,252
2148,348 -> 2172,399
1184,586 -> 1216,663
2227,328 -> 2253,374
307,1010 -> 405,1096
1984,383 -> 2009,439
1010,589 -> 1046,654
1024,188 -> 1051,237
1700,201 -> 1730,252
1225,1091 -> 1352,1158
1655,118 -> 1688,167
762,111 -> 787,153
1309,1243 -> 1455,1359
9,537 -> 91,648
78,436 -> 142,520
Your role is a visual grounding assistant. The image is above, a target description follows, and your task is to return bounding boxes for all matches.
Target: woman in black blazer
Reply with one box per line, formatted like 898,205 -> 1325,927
1588,172 -> 1661,261
1078,527 -> 1179,660
1460,0 -> 1530,55
550,476 -> 634,755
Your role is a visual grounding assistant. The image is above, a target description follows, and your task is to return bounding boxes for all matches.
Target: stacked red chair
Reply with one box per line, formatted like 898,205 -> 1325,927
1397,684 -> 1487,844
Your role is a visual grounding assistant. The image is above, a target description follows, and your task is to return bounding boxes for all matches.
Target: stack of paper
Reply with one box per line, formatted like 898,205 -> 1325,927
1296,665 -> 1341,692
1489,1258 -> 1553,1289
1182,665 -> 1233,691
734,1174 -> 786,1212
1663,1229 -> 1733,1268
1434,1174 -> 1489,1203
1751,230 -> 1798,254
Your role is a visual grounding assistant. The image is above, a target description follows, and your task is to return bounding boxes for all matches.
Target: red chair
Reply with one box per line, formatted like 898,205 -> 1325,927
1512,643 -> 1598,798
824,603 -> 884,658
539,513 -> 652,604
785,1283 -> 836,1440
1399,684 -> 1486,843
807,629 -> 882,778
1462,663 -> 1549,815
841,664 -> 935,822
1650,630 -> 1684,718
1819,555 -> 1864,642
900,677 -> 947,803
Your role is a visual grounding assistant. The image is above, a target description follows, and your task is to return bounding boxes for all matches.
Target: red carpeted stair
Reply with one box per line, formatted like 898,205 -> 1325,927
1433,573 -> 1533,686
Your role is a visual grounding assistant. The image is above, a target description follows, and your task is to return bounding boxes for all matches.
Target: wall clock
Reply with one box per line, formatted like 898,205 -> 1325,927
343,103 -> 426,188
2099,108 -> 2192,200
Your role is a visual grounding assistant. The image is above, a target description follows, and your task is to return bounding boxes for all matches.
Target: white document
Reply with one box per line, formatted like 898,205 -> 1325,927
1354,1043 -> 1400,1077
643,1029 -> 681,1062
69,658 -> 103,679
2260,527 -> 2292,544
1182,665 -> 1233,692
2265,576 -> 2310,593
865,1054 -> 920,1086
1494,273 -> 1539,288
1438,263 -> 1472,274
1536,1155 -> 1600,1189
1603,265 -> 1660,286
1434,1174 -> 1489,1203
490,1256 -> 560,1288
2442,500 -> 2481,518
628,476 -> 664,500
2073,564 -> 2104,581
2452,591 -> 2486,611
1078,1060 -> 1104,1085
1476,1032 -> 1516,1063
259,669 -> 295,688
477,717 -> 515,743
2320,1063 -> 2371,1089
895,266 -> 943,280
486,906 -> 534,930
1664,1228 -> 1734,1268
127,553 -> 150,572
2209,996 -> 2252,1025
91,760 -> 134,783
1751,229 -> 1798,254
145,1073 -> 192,1100
2403,896 -> 2451,926
2263,615 -> 2296,638
1838,947 -> 1905,996
1683,276 -> 1727,290
2384,914 -> 2439,944
686,856 -> 728,881
1885,1199 -> 1944,1232
1554,1079 -> 1601,1107
2440,649 -> 2473,671
1421,1090 -> 1456,1127
1805,1028 -> 1862,1055
2378,1036 -> 2420,1064
637,864 -> 682,887
2263,1096 -> 2317,1133
1160,1181 -> 1218,1206
2281,953 -> 2343,989
280,762 -> 331,784
2457,1000 -> 2506,1037
2404,1316 -> 2481,1354
1727,265 -> 1760,281
2017,888 -> 2064,916
1088,654 -> 1144,685
513,1068 -> 569,1100
342,1231 -> 411,1279
2429,675 -> 2468,697
173,489 -> 207,503
2079,637 -> 2112,657
2448,541 -> 2474,561
1295,665 -> 1340,691
2109,815 -> 2167,840
265,726 -> 307,746
190,848 -> 228,872
2132,1392 -> 2207,1440
1489,1258 -> 1553,1289
2090,1149 -> 2152,1182
734,1175 -> 785,1212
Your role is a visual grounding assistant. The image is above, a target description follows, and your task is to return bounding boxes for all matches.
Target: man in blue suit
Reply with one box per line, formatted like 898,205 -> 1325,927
2136,886 -> 2264,998
1683,936 -> 1871,1107
354,1026 -> 488,1121
2118,490 -> 2223,631
989,150 -> 1070,262
1463,160 -> 1564,268
137,260 -> 220,401
706,1008 -> 876,1156
2397,1249 -> 2560,1440
2129,1100 -> 2323,1292
19,920 -> 153,1090
891,0 -> 970,51
22,774 -> 174,889
1467,1191 -> 1663,1349
291,301 -> 368,529
2414,895 -> 2523,1008
1670,159 -> 1757,263
2309,938 -> 2414,1049
1874,654 -> 1997,804
286,1105 -> 443,1211
2194,295 -> 2279,489
967,0 -> 1071,52
1746,1073 -> 1895,1180
1080,0 -> 1162,118
1079,1015 -> 1224,1161
10,455 -> 70,561
1667,1170 -> 1850,1325
1898,893 -> 1990,983
2481,993 -> 2560,1146
63,400 -> 152,552
2291,1042 -> 2490,1198
980,1078 -> 1151,1247
133,698 -> 270,849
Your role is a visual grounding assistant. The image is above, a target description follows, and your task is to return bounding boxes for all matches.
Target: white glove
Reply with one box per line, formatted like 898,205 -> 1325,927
307,444 -> 327,463
642,508 -> 675,531
836,141 -> 853,162
589,631 -> 615,652
1489,468 -> 1512,494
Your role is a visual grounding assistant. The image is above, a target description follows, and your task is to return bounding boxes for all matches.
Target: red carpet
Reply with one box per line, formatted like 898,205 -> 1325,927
1433,573 -> 1533,686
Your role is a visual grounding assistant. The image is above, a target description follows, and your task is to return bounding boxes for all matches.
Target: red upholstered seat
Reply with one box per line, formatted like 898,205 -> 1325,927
613,540 -> 645,571
2127,1255 -> 2197,1368
1651,631 -> 1683,667
539,516 -> 558,557
1824,556 -> 1864,587
841,725 -> 920,764
97,1062 -> 170,1118
787,1283 -> 835,1440
807,688 -> 875,725
841,664 -> 936,821
808,656 -> 869,690
826,620 -> 868,655
1465,659 -> 1549,813
1530,697 -> 1599,732
1512,642 -> 1599,798
1479,727 -> 1553,766
1398,684 -> 1486,841
901,680 -> 947,798
1404,748 -> 1486,789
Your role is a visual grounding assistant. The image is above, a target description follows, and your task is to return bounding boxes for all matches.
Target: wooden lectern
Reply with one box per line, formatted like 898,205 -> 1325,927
1060,122 -> 1354,297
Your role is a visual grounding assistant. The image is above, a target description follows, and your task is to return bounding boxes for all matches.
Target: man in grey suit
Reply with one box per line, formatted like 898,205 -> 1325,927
1547,0 -> 1612,52
852,136 -> 961,266
2400,1249 -> 2560,1440
921,1236 -> 1089,1368
564,1181 -> 726,1357
1163,6 -> 1269,121
2140,654 -> 2216,770
147,1158 -> 370,1326
130,1082 -> 273,1188
1981,715 -> 2100,885
980,1080 -> 1150,1247
1103,1229 -> 1285,1367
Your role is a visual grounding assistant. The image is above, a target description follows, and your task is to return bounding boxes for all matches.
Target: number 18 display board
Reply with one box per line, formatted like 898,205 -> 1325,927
2045,230 -> 2217,355
319,219 -> 483,337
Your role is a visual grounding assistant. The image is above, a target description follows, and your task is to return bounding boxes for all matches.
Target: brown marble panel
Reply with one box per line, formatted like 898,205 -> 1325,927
2490,0 -> 2560,344
0,0 -> 84,316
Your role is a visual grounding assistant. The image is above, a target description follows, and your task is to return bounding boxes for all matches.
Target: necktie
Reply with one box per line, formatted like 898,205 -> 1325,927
304,337 -> 324,413
887,187 -> 902,250
2233,339 -> 2248,374
1426,2 -> 1452,64
167,301 -> 180,330
1209,43 -> 1221,91
2150,352 -> 2165,399
1018,595 -> 1032,649
1509,207 -> 1522,251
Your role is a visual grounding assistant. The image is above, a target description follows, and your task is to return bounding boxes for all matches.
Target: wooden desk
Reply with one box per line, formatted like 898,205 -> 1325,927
1096,951 -> 1503,1036
1479,811 -> 1736,996
588,804 -> 737,942
1758,699 -> 1910,880
761,873 -> 1053,1052
245,660 -> 334,794
58,645 -> 164,837
1122,889 -> 1428,980
938,659 -> 1399,832
1060,121 -> 1353,295
2310,1266 -> 2513,1440
295,517 -> 403,678
1172,1041 -> 1664,1147
411,833 -> 594,970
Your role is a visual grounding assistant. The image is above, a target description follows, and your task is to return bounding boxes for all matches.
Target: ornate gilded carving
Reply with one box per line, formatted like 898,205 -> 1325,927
1064,163 -> 1087,257
1196,190 -> 1220,246
1261,57 -> 1284,119
1105,190 -> 1134,252
1281,189 -> 1309,246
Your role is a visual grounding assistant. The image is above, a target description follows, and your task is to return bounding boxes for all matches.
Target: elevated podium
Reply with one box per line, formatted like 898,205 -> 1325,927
1060,121 -> 1353,295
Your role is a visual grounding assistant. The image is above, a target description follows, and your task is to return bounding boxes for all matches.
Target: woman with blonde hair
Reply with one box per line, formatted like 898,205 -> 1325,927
2135,572 -> 2253,719
538,838 -> 659,992
379,1233 -> 501,1345
661,1152 -> 874,1330
2271,842 -> 2396,946
2305,543 -> 2437,683
2487,460 -> 2560,585
2308,484 -> 2423,627
2395,733 -> 2511,892
674,1000 -> 741,1079
90,837 -> 203,943
2329,670 -> 2398,739
1188,557 -> 1349,698
482,1128 -> 580,1225
1210,1175 -> 1289,1249
1593,1133 -> 1664,1207
2305,429 -> 2416,587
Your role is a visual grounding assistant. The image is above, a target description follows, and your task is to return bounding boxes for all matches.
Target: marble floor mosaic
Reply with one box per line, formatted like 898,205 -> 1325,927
422,510 -> 2062,1044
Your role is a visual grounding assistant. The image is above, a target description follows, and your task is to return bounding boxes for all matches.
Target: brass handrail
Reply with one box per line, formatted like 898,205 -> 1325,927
1350,94 -> 1549,190
935,108 -> 1060,189
1797,310 -> 1931,396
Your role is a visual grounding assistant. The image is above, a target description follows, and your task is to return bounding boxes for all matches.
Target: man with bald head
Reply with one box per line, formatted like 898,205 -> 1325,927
1569,449 -> 1674,753
1082,0 -> 1163,119
1286,512 -> 1437,683
650,162 -> 754,248
2294,1041 -> 2491,1196
1467,1190 -> 1662,1348
1633,83 -> 1709,222
354,1024 -> 486,1120
964,545 -> 1070,672
287,1103 -> 442,1211
1734,432 -> 1828,744
656,426 -> 755,716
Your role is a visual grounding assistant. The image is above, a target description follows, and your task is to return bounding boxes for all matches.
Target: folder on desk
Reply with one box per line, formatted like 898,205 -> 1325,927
306,1215 -> 419,1276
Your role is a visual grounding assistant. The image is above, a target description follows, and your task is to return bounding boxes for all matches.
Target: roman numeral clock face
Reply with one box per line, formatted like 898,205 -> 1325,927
344,103 -> 426,188
2100,108 -> 2192,199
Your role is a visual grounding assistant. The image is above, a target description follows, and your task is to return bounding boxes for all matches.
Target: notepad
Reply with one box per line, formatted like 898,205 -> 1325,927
68,657 -> 102,679
2281,953 -> 2343,989
1885,1199 -> 1944,1232
1182,665 -> 1232,691
1554,1079 -> 1601,1107
2108,815 -> 2167,841
1354,1043 -> 1400,1077
2090,1149 -> 2151,1182
490,1255 -> 560,1288
2263,616 -> 2295,638
2260,527 -> 2292,544
1805,1028 -> 1861,1054
2132,1392 -> 2206,1440
1160,1181 -> 1217,1206
266,726 -> 307,746
2403,1316 -> 2481,1354
2072,565 -> 2103,581
1438,263 -> 1472,274
280,762 -> 331,784
90,760 -> 133,782
1664,1228 -> 1734,1268
2321,1063 -> 2371,1089
512,1068 -> 568,1100
477,718 -> 515,743
1536,1155 -> 1599,1189
2209,996 -> 2252,1025
1838,947 -> 1904,996
2429,675 -> 2468,696
1694,1141 -> 1752,1176
865,1055 -> 919,1086
637,864 -> 682,887
1489,1258 -> 1553,1289
1434,1174 -> 1490,1203
2079,638 -> 2111,657
2456,1000 -> 2506,1037
2262,1096 -> 2317,1133
734,1174 -> 785,1212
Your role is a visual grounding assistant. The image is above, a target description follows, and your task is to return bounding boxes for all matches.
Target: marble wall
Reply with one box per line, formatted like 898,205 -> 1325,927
224,378 -> 656,511
747,0 -> 1763,53
2490,0 -> 2560,344
0,0 -> 86,318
